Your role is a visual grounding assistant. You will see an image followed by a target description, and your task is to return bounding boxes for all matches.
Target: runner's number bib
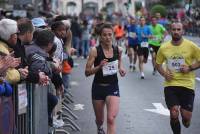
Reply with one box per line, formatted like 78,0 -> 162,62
141,42 -> 149,48
103,60 -> 118,76
129,32 -> 136,38
167,58 -> 185,72
152,36 -> 161,42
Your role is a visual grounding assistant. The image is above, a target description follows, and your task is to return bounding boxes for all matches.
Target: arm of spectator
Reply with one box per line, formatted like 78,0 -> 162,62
28,53 -> 52,76
5,68 -> 21,84
51,58 -> 62,73
3,55 -> 21,84
0,56 -> 10,75
18,66 -> 29,80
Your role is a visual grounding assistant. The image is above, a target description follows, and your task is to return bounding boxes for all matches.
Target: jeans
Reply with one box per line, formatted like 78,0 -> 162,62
72,36 -> 80,56
48,93 -> 58,126
62,73 -> 70,93
82,40 -> 89,58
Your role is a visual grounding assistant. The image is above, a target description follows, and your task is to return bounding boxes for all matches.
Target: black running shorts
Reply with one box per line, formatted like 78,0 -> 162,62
137,47 -> 149,61
149,45 -> 160,54
92,83 -> 120,100
164,86 -> 195,112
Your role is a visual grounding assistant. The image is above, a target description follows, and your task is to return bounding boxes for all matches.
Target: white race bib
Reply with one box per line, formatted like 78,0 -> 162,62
152,36 -> 161,42
129,32 -> 136,38
102,60 -> 118,76
141,42 -> 149,48
167,58 -> 185,72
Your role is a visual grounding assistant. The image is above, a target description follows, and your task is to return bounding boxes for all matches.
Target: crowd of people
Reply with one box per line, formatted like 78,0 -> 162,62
0,5 -> 200,134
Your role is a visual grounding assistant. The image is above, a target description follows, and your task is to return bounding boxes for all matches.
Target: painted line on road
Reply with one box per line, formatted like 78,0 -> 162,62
70,81 -> 79,86
196,77 -> 200,82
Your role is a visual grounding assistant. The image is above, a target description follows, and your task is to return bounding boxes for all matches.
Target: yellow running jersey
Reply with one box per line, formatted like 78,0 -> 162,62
156,38 -> 200,90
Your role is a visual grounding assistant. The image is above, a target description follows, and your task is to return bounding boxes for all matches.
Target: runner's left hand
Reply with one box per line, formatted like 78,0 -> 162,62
119,68 -> 126,77
180,65 -> 190,73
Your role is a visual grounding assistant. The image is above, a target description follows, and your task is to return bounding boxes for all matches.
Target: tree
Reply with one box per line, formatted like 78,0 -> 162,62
151,4 -> 167,17
135,1 -> 142,11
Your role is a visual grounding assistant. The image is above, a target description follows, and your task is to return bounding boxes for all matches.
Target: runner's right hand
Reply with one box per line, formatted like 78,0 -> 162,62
99,59 -> 108,68
164,69 -> 173,81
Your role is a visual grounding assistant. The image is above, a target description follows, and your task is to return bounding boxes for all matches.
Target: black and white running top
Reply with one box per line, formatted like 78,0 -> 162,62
93,45 -> 119,84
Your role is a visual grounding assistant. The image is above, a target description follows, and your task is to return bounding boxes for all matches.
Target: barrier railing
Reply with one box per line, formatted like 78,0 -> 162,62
1,82 -> 80,134
12,83 -> 48,134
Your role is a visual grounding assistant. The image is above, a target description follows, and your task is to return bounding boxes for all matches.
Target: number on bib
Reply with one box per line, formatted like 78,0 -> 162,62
141,42 -> 149,48
167,59 -> 185,72
102,60 -> 118,76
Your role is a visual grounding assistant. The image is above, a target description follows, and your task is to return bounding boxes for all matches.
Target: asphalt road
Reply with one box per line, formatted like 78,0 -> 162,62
64,36 -> 200,134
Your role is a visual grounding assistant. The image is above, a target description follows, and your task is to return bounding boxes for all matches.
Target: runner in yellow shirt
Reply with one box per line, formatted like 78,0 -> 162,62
156,22 -> 200,134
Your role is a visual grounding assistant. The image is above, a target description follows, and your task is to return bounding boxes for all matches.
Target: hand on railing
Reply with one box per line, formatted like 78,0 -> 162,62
38,72 -> 50,86
18,66 -> 29,80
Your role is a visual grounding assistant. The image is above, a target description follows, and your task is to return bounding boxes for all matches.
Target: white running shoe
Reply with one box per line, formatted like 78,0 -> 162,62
53,118 -> 64,128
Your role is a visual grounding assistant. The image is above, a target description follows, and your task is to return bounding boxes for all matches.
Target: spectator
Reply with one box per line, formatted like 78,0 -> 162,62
0,18 -> 28,84
16,18 -> 49,85
71,17 -> 82,56
0,18 -> 25,134
81,19 -> 90,59
25,30 -> 60,127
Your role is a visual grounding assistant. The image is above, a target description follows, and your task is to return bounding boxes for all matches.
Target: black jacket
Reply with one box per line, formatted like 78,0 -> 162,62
25,42 -> 63,88
13,39 -> 40,83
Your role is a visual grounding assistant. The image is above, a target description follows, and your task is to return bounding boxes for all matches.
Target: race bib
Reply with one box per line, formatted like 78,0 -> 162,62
167,58 -> 185,72
129,32 -> 136,38
102,60 -> 118,76
152,36 -> 161,42
141,42 -> 149,48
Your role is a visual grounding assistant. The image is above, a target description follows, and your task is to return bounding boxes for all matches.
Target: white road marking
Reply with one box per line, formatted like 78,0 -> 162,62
73,104 -> 84,111
196,77 -> 200,82
144,103 -> 170,116
70,81 -> 79,86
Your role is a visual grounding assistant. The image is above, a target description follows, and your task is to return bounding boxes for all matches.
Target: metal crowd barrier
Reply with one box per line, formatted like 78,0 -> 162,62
0,82 -> 81,134
13,83 -> 49,134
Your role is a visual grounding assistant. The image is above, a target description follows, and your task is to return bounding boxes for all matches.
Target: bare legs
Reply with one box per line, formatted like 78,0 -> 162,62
92,96 -> 119,134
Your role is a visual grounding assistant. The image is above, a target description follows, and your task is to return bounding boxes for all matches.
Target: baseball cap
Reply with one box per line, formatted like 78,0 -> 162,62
31,17 -> 47,27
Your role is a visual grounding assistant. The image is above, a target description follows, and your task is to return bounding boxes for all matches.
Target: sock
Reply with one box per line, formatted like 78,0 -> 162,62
141,72 -> 144,77
170,119 -> 181,134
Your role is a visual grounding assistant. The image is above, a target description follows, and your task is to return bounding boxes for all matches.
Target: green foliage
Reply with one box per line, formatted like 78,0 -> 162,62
135,1 -> 142,11
151,4 -> 167,17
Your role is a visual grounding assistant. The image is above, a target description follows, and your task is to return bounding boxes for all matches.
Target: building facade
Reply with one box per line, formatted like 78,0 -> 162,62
53,0 -> 142,17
